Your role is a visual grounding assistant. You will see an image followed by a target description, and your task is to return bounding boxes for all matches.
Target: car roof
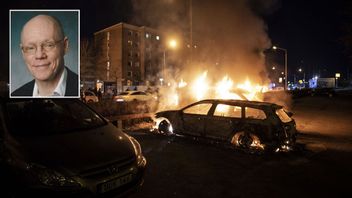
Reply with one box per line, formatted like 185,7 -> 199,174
197,99 -> 283,109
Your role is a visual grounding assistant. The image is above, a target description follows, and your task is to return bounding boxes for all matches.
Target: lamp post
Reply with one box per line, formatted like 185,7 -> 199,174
298,68 -> 306,88
273,46 -> 288,90
163,39 -> 178,83
335,73 -> 340,88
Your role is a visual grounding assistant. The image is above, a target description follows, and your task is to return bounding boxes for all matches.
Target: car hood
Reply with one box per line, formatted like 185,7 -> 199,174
10,124 -> 136,176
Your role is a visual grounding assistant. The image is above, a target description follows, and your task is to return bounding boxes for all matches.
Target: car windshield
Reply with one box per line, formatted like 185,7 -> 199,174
4,99 -> 106,136
275,108 -> 292,123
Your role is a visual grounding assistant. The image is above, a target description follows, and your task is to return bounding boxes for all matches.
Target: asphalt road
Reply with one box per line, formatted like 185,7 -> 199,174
126,94 -> 352,198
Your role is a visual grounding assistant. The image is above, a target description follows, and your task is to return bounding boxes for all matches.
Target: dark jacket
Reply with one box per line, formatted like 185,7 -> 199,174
11,67 -> 79,97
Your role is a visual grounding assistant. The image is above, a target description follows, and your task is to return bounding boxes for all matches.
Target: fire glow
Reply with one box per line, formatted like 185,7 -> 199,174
191,71 -> 209,101
160,71 -> 269,110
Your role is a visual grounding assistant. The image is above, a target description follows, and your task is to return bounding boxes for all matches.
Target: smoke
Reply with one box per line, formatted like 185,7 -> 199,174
191,0 -> 274,83
131,0 -> 291,109
132,0 -> 278,82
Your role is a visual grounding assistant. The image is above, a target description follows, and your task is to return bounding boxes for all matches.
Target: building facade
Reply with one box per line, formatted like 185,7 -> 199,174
94,23 -> 163,92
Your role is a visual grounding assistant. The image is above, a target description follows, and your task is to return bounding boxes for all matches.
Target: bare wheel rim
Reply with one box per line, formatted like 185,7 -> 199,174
237,133 -> 253,149
158,120 -> 170,134
232,132 -> 264,152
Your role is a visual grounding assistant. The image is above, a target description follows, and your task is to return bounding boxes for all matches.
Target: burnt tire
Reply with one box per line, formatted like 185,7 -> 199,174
232,132 -> 264,154
158,120 -> 172,135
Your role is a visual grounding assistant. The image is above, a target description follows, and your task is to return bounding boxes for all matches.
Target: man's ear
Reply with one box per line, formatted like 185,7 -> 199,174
20,44 -> 25,56
63,37 -> 69,54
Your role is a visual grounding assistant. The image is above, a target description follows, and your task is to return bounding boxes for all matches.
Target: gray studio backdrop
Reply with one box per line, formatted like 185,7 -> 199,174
10,10 -> 79,92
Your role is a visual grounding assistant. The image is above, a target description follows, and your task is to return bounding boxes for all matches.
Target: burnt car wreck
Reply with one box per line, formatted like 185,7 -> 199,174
154,99 -> 297,153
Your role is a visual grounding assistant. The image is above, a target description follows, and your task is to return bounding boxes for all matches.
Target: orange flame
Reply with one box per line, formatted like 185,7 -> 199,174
191,71 -> 209,101
159,71 -> 268,111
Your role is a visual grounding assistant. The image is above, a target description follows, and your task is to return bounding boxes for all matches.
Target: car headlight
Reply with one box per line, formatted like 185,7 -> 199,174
26,163 -> 81,188
128,136 -> 145,166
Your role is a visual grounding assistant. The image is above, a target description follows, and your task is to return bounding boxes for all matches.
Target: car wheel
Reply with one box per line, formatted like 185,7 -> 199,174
231,131 -> 264,154
158,119 -> 173,135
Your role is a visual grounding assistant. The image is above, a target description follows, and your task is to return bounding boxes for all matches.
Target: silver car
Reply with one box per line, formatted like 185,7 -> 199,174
0,96 -> 146,197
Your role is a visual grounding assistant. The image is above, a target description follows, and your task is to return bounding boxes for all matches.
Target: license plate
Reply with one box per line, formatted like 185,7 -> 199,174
100,174 -> 133,193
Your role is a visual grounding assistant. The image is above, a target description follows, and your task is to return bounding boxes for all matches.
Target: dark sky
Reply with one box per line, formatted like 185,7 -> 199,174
264,0 -> 350,80
1,0 -> 350,82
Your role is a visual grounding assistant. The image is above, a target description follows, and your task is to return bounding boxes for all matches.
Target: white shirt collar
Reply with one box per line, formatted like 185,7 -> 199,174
33,67 -> 67,97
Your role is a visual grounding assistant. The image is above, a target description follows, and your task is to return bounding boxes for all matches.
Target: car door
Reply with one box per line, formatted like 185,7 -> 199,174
204,103 -> 243,140
181,102 -> 213,137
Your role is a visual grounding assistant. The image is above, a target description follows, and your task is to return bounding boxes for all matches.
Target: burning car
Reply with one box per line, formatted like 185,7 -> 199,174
0,94 -> 146,197
154,99 -> 297,153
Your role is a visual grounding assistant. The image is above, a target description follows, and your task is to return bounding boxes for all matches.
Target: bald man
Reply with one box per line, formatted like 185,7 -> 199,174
11,14 -> 78,97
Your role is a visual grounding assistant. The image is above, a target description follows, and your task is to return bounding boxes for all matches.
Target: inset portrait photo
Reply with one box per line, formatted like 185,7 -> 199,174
10,10 -> 80,98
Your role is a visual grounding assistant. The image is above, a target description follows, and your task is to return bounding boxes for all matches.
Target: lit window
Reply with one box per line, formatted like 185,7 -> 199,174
146,33 -> 150,38
128,40 -> 133,46
156,35 -> 160,40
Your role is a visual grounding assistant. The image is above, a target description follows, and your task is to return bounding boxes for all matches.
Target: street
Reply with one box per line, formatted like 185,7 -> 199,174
126,94 -> 352,198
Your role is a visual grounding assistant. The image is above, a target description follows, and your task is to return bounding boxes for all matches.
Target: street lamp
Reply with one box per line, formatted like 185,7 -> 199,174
335,73 -> 340,88
273,46 -> 288,90
163,39 -> 178,83
298,68 -> 305,81
298,68 -> 306,88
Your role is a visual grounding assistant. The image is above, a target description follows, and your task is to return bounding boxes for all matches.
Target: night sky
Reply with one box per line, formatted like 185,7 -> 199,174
1,0 -> 351,83
264,0 -> 351,81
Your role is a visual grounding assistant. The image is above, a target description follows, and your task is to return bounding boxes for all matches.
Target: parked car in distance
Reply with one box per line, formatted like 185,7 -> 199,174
81,90 -> 99,103
154,99 -> 297,153
113,91 -> 157,103
0,93 -> 146,197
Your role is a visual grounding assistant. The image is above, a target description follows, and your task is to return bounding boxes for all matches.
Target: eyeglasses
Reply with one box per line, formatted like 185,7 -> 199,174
21,39 -> 63,55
